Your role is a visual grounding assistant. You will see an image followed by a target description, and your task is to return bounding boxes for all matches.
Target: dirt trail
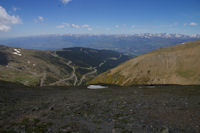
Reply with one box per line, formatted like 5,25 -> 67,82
78,67 -> 97,86
49,53 -> 78,86
72,66 -> 78,86
98,54 -> 122,68
49,73 -> 74,86
40,72 -> 46,87
49,61 -> 78,86
66,61 -> 78,86
78,55 -> 122,85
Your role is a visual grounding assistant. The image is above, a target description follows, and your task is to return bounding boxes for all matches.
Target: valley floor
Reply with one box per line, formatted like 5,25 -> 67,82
0,84 -> 200,133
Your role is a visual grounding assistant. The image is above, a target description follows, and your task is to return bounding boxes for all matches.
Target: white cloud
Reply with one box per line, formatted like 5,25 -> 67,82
189,22 -> 198,26
13,7 -> 17,12
0,24 -> 10,32
115,25 -> 119,28
71,24 -> 80,29
88,27 -> 92,31
71,24 -> 91,29
0,6 -> 22,32
35,16 -> 44,23
106,28 -> 111,31
57,23 -> 92,30
63,22 -> 70,27
131,25 -> 135,28
56,25 -> 65,29
82,24 -> 90,28
38,16 -> 44,21
12,7 -> 20,12
61,0 -> 72,4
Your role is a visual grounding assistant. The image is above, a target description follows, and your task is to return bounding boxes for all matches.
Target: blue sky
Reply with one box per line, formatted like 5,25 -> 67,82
0,0 -> 200,38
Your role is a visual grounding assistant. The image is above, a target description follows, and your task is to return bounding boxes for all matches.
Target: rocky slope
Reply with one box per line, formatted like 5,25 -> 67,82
0,45 -> 130,86
89,40 -> 200,85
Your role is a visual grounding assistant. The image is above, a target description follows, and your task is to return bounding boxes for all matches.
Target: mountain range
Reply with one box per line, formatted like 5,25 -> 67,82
1,33 -> 200,56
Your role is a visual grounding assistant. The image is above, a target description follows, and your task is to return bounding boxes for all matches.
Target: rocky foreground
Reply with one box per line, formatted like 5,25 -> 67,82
0,83 -> 200,133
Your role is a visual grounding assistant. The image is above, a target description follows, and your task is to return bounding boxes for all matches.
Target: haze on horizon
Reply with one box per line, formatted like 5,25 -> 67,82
0,0 -> 200,38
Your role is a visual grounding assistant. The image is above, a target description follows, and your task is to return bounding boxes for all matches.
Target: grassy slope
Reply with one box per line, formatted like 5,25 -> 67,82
89,40 -> 200,85
0,45 -> 73,86
0,45 -> 130,86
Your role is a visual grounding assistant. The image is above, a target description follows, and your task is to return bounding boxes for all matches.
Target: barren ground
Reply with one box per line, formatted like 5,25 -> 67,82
0,83 -> 200,133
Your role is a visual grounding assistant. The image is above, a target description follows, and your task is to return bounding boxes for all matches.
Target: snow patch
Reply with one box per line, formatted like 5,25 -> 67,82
13,49 -> 22,56
109,57 -> 118,60
87,85 -> 107,89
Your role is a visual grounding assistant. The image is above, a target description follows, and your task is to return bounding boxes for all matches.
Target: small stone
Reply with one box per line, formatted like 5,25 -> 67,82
160,126 -> 169,133
48,129 -> 52,132
32,106 -> 40,111
112,119 -> 116,122
112,128 -> 121,133
49,105 -> 54,111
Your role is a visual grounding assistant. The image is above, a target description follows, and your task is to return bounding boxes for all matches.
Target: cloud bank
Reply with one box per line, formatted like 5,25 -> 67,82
0,6 -> 22,32
61,0 -> 72,5
35,16 -> 44,23
56,23 -> 92,31
189,22 -> 198,26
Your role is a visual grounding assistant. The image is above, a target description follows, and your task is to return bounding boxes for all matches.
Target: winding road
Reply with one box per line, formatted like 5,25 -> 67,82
77,67 -> 97,86
47,52 -> 122,86
49,61 -> 78,86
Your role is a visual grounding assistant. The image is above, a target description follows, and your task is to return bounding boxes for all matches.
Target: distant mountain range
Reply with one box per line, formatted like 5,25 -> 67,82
0,45 -> 130,86
1,33 -> 200,56
89,40 -> 200,85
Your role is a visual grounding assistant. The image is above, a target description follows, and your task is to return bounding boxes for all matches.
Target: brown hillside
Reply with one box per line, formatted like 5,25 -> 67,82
89,40 -> 200,85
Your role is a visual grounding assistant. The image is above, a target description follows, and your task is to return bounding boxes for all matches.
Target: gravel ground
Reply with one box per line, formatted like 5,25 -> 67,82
0,84 -> 200,133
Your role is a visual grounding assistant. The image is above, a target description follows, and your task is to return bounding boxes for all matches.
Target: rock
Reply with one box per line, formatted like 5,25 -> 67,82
49,105 -> 54,111
60,127 -> 72,133
47,129 -> 52,132
32,107 -> 40,112
112,128 -> 121,133
160,126 -> 169,133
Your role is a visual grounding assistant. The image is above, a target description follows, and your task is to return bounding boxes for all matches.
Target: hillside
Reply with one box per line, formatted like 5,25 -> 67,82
89,40 -> 200,85
56,47 -> 130,73
0,45 -> 130,86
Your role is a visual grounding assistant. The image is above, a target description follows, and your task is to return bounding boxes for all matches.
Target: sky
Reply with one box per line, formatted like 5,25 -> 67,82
0,0 -> 200,38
